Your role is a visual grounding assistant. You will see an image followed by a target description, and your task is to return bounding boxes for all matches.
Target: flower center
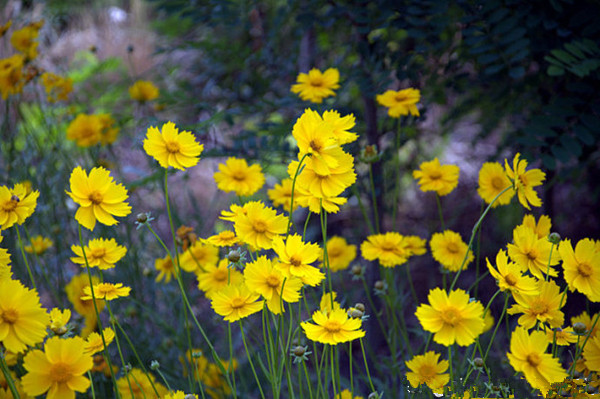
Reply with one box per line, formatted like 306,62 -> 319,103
328,247 -> 342,257
491,177 -> 505,190
90,248 -> 106,259
504,273 -> 518,286
213,269 -> 228,282
50,362 -> 72,383
380,242 -> 396,252
166,141 -> 180,154
323,320 -> 341,333
232,170 -> 247,181
440,307 -> 461,326
310,78 -> 323,88
428,170 -> 442,180
394,94 -> 407,103
526,353 -> 541,367
309,140 -> 322,152
289,256 -> 302,267
530,300 -> 549,316
88,191 -> 103,205
1,308 -> 18,324
446,242 -> 459,254
266,275 -> 281,288
577,262 -> 593,278
230,297 -> 245,309
418,364 -> 436,379
252,220 -> 267,233
2,198 -> 18,212
524,249 -> 538,262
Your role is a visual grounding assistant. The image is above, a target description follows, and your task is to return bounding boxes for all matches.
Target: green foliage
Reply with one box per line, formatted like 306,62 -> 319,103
545,39 -> 600,77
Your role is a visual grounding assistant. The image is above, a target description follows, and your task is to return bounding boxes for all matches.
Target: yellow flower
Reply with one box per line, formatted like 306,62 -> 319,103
520,214 -> 552,240
154,255 -> 175,283
84,327 -> 115,354
0,278 -> 48,353
0,241 -> 12,280
289,151 -> 357,199
22,336 -> 93,399
65,273 -> 105,320
405,351 -> 450,394
243,256 -> 303,314
483,311 -> 494,333
24,235 -> 53,255
267,178 -> 298,212
49,308 -> 71,334
507,224 -> 560,279
129,80 -> 159,102
233,201 -> 287,250
180,239 -> 219,273
41,72 -> 73,103
213,157 -> 265,196
584,334 -> 600,372
292,185 -> 349,214
405,235 -> 428,256
504,153 -> 546,210
66,114 -> 103,147
559,238 -> 600,303
66,166 -> 131,231
10,25 -> 39,60
361,232 -> 411,268
376,88 -> 421,117
429,230 -> 473,272
546,327 -> 578,346
0,183 -> 39,229
477,162 -> 515,207
334,389 -> 364,399
272,234 -> 324,286
219,203 -> 247,222
508,280 -> 565,329
0,54 -> 25,99
98,113 -> 119,145
319,291 -> 342,315
205,230 -> 240,247
71,238 -> 127,270
320,236 -> 357,272
197,259 -> 243,298
290,67 -> 340,103
117,368 -> 168,399
486,249 -> 538,295
506,327 -> 567,395
210,283 -> 263,322
82,283 -> 131,301
415,288 -> 484,346
143,121 -> 203,170
413,158 -> 460,196
322,110 -> 358,145
164,391 -> 198,399
301,308 -> 365,345
0,20 -> 11,37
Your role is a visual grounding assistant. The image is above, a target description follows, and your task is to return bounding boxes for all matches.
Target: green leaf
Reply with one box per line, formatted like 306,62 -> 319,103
547,65 -> 565,76
574,125 -> 594,146
551,49 -> 578,64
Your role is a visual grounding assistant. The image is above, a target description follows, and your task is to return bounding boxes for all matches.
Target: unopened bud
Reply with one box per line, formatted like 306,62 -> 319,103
150,360 -> 160,370
374,280 -> 385,291
349,309 -> 364,319
227,250 -> 241,263
368,392 -> 380,399
351,265 -> 364,277
360,144 -> 380,163
548,232 -> 561,245
293,346 -> 306,357
355,303 -> 365,313
474,357 -> 484,368
573,322 -> 587,334
185,395 -> 196,399
136,213 -> 148,224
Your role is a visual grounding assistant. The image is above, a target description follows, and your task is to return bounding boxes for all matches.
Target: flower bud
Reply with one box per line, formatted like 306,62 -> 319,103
368,392 -> 380,399
355,303 -> 365,313
349,308 -> 364,319
136,213 -> 148,224
573,322 -> 587,335
150,360 -> 160,370
293,346 -> 306,357
360,144 -> 380,163
185,395 -> 197,399
474,357 -> 484,368
548,232 -> 561,245
227,249 -> 241,263
374,280 -> 385,290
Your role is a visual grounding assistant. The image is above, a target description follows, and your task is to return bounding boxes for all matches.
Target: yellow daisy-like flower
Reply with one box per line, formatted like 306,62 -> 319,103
334,389 -> 364,399
219,203 -> 247,222
405,235 -> 428,256
584,334 -> 600,372
361,232 -> 411,268
244,256 -> 303,314
66,114 -> 103,147
507,224 -> 560,279
71,238 -> 127,270
180,239 -> 219,273
477,162 -> 515,207
508,280 -> 565,329
98,113 -> 119,145
0,237 -> 12,280
41,72 -> 73,103
267,178 -> 298,213
405,351 -> 450,394
10,25 -> 39,60
117,368 -> 168,399
82,283 -> 131,301
429,230 -> 473,272
272,234 -> 324,287
413,158 -> 460,196
0,279 -> 48,353
0,54 -> 25,100
197,259 -> 244,299
213,157 -> 265,197
504,153 -> 546,210
319,292 -> 342,315
66,166 -> 131,231
84,327 -> 115,354
320,236 -> 357,272
24,235 -> 53,255
129,80 -> 159,102
22,336 -> 93,399
322,110 -> 358,145
233,201 -> 287,250
65,273 -> 105,320
154,255 -> 175,283
290,67 -> 340,103
415,288 -> 485,347
0,183 -> 39,229
205,230 -> 240,247
521,214 -> 552,240
49,308 -> 71,334
560,238 -> 600,302
210,283 -> 263,322
293,185 -> 349,214
143,121 -> 204,170
301,308 -> 365,345
546,327 -> 578,346
164,391 -> 198,399
376,88 -> 421,118
486,249 -> 538,295
506,327 -> 568,395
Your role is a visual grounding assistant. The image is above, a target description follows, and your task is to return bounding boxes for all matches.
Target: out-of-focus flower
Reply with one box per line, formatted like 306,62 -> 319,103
376,88 -> 420,118
291,68 -> 340,103
413,158 -> 459,196
128,80 -> 159,102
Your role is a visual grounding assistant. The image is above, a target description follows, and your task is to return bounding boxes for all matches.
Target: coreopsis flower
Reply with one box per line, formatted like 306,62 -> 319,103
213,157 -> 265,197
322,110 -> 358,144
320,236 -> 357,272
521,214 -> 552,240
164,392 -> 198,399
376,88 -> 421,117
289,151 -> 357,198
210,283 -> 263,322
0,54 -> 25,99
219,203 -> 247,222
98,113 -> 119,145
143,121 -> 204,170
301,308 -> 365,345
415,288 -> 485,346
66,114 -> 103,147
486,249 -> 538,295
179,239 -> 219,273
507,224 -> 560,279
504,153 -> 546,210
0,183 -> 39,229
71,238 -> 127,270
0,243 -> 11,282
546,327 -> 578,346
24,235 -> 53,255
10,24 -> 40,60
82,283 -> 130,301
483,311 -> 494,333
584,334 -> 600,372
154,255 -> 175,283
413,158 -> 460,196
40,72 -> 73,103
176,225 -> 196,251
290,68 -> 340,103
205,230 -> 240,247
233,201 -> 287,250
320,292 -> 342,315
65,273 -> 105,320
244,256 -> 303,314
405,235 -> 428,256
507,327 -> 568,395
508,280 -> 565,329
84,327 -> 115,354
477,162 -> 515,207
292,185 -> 349,214
117,368 -> 168,399
49,308 -> 71,334
405,351 -> 450,394
272,234 -> 324,286
21,336 -> 93,399
0,279 -> 48,353
361,232 -> 411,268
267,178 -> 298,212
197,259 -> 243,298
334,389 -> 364,399
128,80 -> 159,102
66,166 -> 131,231
429,230 -> 473,272
560,238 -> 600,302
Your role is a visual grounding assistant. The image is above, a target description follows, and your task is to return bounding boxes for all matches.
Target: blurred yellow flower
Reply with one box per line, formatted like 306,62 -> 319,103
504,153 -> 546,210
24,235 -> 53,255
291,67 -> 340,103
268,178 -> 298,213
0,20 -> 11,37
477,162 -> 514,207
143,121 -> 203,170
376,88 -> 421,118
335,389 -> 363,399
210,283 -> 263,322
205,230 -> 240,247
361,232 -> 411,268
154,255 -> 175,283
560,238 -> 600,302
430,230 -> 473,272
301,308 -> 365,345
197,259 -> 243,298
65,273 -> 105,320
49,308 -> 71,334
413,158 -> 459,196
546,326 -> 578,346
71,238 -> 127,270
405,351 -> 449,394
164,391 -> 198,399
41,72 -> 73,103
272,234 -> 324,287
82,283 -> 130,301
98,113 -> 119,145
0,183 -> 39,229
128,80 -> 159,102
66,114 -> 102,147
320,236 -> 357,272
0,54 -> 25,99
508,280 -> 565,329
180,239 -> 219,273
10,25 -> 40,60
213,157 -> 265,196
117,368 -> 168,398
84,327 -> 115,354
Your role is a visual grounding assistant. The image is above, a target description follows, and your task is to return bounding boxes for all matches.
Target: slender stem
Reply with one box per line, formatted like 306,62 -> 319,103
435,194 -> 445,231
448,346 -> 454,393
302,360 -> 314,399
287,153 -> 310,236
392,118 -> 402,230
545,242 -> 555,281
349,342 -> 354,398
88,371 -> 96,399
0,354 -> 19,399
360,338 -> 376,393
106,302 -> 135,398
330,345 -> 337,399
368,164 -> 381,233
320,204 -> 333,304
240,322 -> 266,399
22,225 -> 59,303
405,264 -> 418,307
15,226 -> 36,290
351,185 -> 375,235
228,324 -> 238,399
474,202 -> 484,298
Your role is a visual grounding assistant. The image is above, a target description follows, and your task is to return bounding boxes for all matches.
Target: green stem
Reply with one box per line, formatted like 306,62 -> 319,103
0,353 -> 19,399
240,321 -> 266,399
106,302 -> 135,398
360,338 -> 376,393
15,226 -> 36,290
351,185 -> 375,235
368,164 -> 381,233
448,346 -> 454,393
287,153 -> 310,236
435,194 -> 445,231
330,345 -> 337,399
228,324 -> 238,399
